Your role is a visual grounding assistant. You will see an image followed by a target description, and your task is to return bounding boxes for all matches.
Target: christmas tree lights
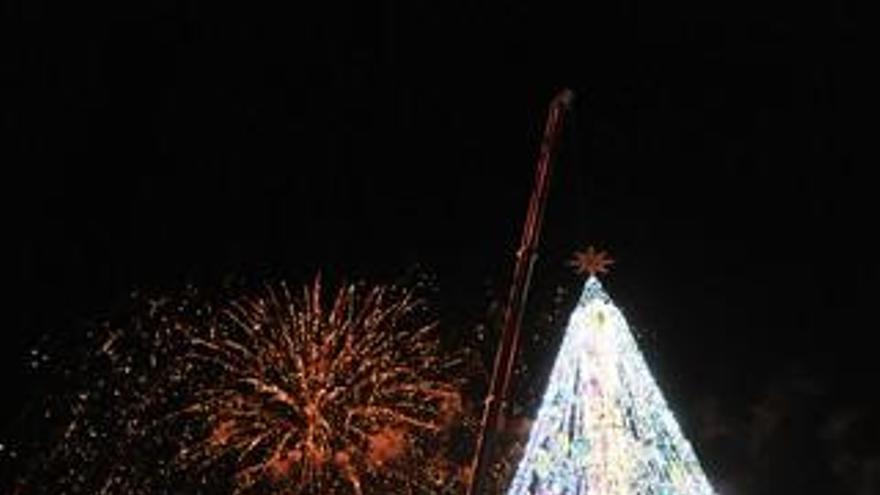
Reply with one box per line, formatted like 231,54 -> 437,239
508,277 -> 715,495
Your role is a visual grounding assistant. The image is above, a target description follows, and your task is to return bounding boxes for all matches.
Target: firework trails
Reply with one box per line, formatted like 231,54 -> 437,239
507,277 -> 715,495
17,278 -> 465,494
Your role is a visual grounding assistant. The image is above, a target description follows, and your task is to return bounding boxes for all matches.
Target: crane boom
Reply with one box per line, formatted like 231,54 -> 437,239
466,88 -> 574,495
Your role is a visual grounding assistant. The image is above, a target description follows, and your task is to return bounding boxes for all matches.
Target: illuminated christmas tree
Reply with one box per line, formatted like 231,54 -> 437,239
507,248 -> 715,495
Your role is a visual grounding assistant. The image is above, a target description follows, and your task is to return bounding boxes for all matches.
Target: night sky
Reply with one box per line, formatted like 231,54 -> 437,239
5,2 -> 875,493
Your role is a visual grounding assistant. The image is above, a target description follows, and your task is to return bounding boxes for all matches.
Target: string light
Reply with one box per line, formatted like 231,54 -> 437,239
508,277 -> 715,495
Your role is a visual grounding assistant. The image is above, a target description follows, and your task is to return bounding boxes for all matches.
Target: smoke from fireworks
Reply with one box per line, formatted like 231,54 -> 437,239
6,277 -> 470,494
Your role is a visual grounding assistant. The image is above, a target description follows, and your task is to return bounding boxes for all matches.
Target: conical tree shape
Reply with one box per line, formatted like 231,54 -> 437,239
508,277 -> 715,495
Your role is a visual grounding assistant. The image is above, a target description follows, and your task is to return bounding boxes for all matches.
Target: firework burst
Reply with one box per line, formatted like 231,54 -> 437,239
8,277 -> 469,494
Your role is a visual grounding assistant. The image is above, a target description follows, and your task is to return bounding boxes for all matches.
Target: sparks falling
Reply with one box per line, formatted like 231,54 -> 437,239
9,277 -> 468,494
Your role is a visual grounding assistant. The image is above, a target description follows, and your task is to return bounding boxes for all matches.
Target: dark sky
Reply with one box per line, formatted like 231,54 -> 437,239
4,1 -> 875,493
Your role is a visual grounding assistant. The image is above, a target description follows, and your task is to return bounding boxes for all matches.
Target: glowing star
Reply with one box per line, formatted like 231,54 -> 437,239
507,277 -> 715,495
569,246 -> 615,276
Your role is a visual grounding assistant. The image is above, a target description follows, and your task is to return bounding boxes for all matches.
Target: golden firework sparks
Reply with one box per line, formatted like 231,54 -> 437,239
12,277 -> 468,495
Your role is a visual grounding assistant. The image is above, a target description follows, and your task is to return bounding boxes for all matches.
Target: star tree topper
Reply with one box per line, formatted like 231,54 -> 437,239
569,246 -> 614,276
